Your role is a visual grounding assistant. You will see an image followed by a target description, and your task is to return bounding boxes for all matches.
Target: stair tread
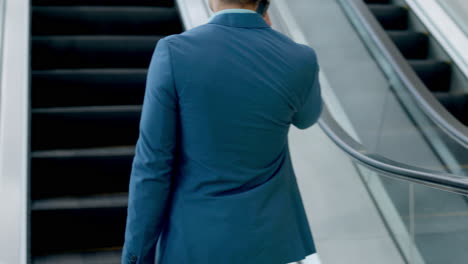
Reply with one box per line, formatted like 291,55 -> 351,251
32,69 -> 147,107
407,59 -> 450,64
32,193 -> 128,210
367,3 -> 406,8
32,146 -> 135,158
31,106 -> 141,150
34,5 -> 174,11
408,59 -> 452,92
32,68 -> 148,74
33,35 -> 164,40
364,0 -> 390,3
367,4 -> 408,30
387,30 -> 429,59
32,105 -> 142,113
434,92 -> 468,125
386,30 -> 428,35
32,6 -> 182,35
433,91 -> 468,96
32,36 -> 161,69
32,0 -> 173,6
33,249 -> 122,264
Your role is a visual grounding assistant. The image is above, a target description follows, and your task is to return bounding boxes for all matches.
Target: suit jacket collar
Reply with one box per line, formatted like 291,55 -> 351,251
208,12 -> 270,29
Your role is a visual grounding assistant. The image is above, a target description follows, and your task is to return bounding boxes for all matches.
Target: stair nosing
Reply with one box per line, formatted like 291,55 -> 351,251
33,6 -> 175,11
32,68 -> 148,74
33,248 -> 123,262
31,146 -> 136,158
32,193 -> 129,211
32,105 -> 142,113
366,3 -> 406,8
386,30 -> 427,35
32,35 -> 165,40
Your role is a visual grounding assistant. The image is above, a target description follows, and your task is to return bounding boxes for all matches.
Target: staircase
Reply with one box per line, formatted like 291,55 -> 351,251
364,0 -> 467,126
30,0 -> 183,262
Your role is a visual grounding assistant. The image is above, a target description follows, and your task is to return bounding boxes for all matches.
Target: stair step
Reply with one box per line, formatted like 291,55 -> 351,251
434,93 -> 468,126
31,194 -> 128,255
367,4 -> 408,30
29,0 -> 182,260
31,105 -> 142,150
32,0 -> 174,6
32,69 -> 147,107
31,146 -> 135,158
387,31 -> 429,59
33,249 -> 122,264
32,36 -> 162,69
364,0 -> 390,3
32,193 -> 128,210
409,60 -> 452,92
31,146 -> 134,200
32,6 -> 182,35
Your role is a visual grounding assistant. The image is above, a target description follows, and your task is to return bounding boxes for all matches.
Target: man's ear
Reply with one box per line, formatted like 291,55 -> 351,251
208,0 -> 214,12
264,12 -> 272,26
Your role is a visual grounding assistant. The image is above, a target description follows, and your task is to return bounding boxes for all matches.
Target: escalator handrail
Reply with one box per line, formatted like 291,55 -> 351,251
319,104 -> 468,196
341,0 -> 468,148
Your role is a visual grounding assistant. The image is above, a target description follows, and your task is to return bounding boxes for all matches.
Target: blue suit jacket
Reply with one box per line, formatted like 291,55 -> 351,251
122,11 -> 322,264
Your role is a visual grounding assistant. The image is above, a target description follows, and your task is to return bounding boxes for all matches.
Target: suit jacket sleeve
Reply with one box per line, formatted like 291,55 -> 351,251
122,37 -> 178,264
292,56 -> 323,130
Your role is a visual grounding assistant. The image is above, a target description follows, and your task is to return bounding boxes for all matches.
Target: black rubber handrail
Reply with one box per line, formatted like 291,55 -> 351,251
339,0 -> 468,148
319,104 -> 468,196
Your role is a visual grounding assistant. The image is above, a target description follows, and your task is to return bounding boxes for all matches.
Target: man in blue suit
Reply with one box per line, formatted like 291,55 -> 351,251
122,0 -> 322,263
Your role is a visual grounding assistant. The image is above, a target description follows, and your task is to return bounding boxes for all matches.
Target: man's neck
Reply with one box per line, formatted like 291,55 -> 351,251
212,4 -> 257,13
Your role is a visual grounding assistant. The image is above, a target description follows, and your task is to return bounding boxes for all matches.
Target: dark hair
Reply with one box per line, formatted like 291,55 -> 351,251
221,0 -> 258,5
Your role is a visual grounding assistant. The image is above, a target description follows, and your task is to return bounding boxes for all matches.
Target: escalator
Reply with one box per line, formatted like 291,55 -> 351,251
338,0 -> 468,150
363,0 -> 467,127
337,0 -> 468,178
29,0 -> 182,262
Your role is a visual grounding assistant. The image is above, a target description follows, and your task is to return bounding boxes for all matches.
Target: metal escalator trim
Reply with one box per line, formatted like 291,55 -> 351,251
405,0 -> 468,77
319,105 -> 468,196
0,0 -> 30,263
175,0 -> 211,30
340,0 -> 468,148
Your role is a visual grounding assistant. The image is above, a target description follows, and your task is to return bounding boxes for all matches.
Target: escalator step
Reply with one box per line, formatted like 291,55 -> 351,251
434,93 -> 468,126
32,193 -> 128,210
387,31 -> 429,59
408,60 -> 452,92
31,146 -> 134,200
364,0 -> 390,3
31,105 -> 142,150
33,249 -> 122,264
367,4 -> 408,30
32,36 -> 161,69
29,0 -> 183,260
32,69 -> 147,108
32,0 -> 174,6
32,6 -> 182,35
31,193 -> 128,256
